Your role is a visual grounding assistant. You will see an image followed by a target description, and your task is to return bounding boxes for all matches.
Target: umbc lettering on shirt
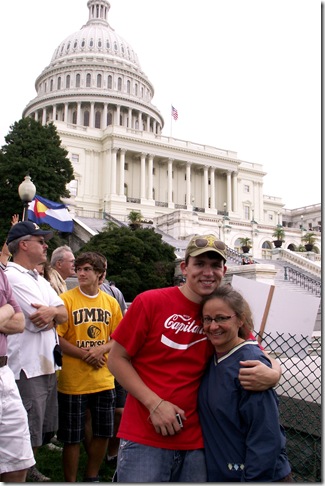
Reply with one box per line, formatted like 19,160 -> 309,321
72,307 -> 112,326
77,340 -> 106,347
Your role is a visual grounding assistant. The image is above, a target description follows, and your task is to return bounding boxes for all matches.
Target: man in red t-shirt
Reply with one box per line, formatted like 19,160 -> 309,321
108,234 -> 281,482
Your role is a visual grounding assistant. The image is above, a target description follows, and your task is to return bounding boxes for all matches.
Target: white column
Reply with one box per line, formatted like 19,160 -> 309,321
77,102 -> 81,125
203,166 -> 209,209
103,103 -> 108,128
210,167 -> 215,209
64,103 -> 68,123
119,149 -> 126,196
138,112 -> 142,130
148,154 -> 154,200
42,108 -> 47,125
111,148 -> 117,195
116,105 -> 121,125
168,159 -> 173,204
140,153 -> 146,199
226,171 -> 232,212
128,108 -> 132,128
90,102 -> 95,128
233,171 -> 238,213
186,163 -> 191,207
52,105 -> 57,122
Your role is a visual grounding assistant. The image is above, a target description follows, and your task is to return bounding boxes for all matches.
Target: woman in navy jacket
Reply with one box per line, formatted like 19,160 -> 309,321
198,285 -> 292,482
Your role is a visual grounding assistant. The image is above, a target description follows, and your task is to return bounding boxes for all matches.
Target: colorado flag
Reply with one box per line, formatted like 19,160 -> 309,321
28,195 -> 74,233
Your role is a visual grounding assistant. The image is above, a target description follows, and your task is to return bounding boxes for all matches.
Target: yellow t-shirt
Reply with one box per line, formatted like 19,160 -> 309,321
57,287 -> 122,394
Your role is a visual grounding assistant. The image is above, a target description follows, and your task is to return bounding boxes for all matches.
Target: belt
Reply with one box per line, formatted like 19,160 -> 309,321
0,356 -> 8,367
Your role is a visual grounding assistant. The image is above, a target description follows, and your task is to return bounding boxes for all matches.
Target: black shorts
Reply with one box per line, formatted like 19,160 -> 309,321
115,379 -> 127,408
57,389 -> 116,444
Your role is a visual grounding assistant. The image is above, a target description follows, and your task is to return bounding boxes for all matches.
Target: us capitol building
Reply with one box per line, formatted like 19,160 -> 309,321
22,0 -> 320,259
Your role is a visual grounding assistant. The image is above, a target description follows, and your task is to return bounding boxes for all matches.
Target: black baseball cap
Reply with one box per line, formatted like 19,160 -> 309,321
7,222 -> 53,244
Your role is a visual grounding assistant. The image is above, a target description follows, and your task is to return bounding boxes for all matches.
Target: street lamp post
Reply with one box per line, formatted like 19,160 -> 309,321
18,175 -> 36,221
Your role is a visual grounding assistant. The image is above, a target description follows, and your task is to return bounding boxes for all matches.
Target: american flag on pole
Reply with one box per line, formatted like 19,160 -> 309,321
171,105 -> 178,121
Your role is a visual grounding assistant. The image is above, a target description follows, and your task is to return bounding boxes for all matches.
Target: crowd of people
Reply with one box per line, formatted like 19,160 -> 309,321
0,219 -> 292,483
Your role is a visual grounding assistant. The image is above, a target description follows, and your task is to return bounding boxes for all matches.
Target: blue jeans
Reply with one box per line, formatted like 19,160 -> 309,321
114,439 -> 207,482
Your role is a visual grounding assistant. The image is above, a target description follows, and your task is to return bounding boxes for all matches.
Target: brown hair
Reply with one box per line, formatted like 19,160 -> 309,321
201,285 -> 254,339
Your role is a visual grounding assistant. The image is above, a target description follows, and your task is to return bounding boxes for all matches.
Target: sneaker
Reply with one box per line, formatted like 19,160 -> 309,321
83,476 -> 100,482
45,441 -> 63,452
50,434 -> 62,447
27,465 -> 51,482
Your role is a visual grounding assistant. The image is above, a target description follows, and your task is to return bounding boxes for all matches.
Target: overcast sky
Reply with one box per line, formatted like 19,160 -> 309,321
0,0 -> 320,209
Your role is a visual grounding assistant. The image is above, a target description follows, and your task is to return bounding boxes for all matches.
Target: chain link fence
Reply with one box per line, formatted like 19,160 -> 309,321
258,331 -> 321,482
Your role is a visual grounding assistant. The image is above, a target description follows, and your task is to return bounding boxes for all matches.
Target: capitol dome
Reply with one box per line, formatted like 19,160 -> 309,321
23,0 -> 164,134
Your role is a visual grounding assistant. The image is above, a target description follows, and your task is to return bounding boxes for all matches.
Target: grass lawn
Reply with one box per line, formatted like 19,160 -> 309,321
30,442 -> 115,482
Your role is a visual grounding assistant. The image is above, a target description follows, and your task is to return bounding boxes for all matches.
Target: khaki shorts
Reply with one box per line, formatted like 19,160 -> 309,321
0,366 -> 35,474
17,370 -> 58,448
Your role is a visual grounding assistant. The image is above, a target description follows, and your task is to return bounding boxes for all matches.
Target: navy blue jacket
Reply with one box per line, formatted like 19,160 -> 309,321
198,340 -> 291,482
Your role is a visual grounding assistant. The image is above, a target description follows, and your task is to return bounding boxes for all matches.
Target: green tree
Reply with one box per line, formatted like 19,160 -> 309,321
77,226 -> 176,301
0,118 -> 74,242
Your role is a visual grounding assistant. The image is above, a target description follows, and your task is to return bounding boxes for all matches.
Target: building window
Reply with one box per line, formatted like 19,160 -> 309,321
86,73 -> 91,87
76,74 -> 81,88
107,75 -> 112,89
97,74 -> 102,88
244,184 -> 250,193
244,206 -> 250,219
72,111 -> 77,124
95,111 -> 101,128
50,79 -> 53,91
84,111 -> 90,126
125,162 -> 128,170
135,84 -> 138,96
69,179 -> 78,196
127,80 -> 130,93
269,214 -> 274,221
66,75 -> 70,88
117,77 -> 122,91
107,112 -> 113,125
71,153 -> 79,164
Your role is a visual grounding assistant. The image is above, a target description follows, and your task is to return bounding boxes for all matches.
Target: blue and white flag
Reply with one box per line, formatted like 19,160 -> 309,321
28,194 -> 74,233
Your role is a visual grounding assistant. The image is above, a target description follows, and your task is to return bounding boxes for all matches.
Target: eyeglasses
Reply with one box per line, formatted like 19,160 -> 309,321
193,237 -> 226,251
202,314 -> 236,325
25,238 -> 47,246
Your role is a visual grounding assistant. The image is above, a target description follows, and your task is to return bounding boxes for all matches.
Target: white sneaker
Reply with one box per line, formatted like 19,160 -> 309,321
27,465 -> 51,482
45,442 -> 63,452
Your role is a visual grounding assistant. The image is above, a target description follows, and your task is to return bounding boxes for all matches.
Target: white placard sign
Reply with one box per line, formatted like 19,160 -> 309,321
231,275 -> 320,358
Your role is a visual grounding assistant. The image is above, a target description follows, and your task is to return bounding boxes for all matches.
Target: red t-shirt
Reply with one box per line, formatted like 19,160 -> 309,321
111,286 -> 213,450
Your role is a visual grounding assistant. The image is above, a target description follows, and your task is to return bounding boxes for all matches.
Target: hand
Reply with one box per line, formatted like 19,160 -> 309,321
11,214 -> 20,226
238,360 -> 280,391
82,347 -> 107,368
30,303 -> 55,328
148,399 -> 186,436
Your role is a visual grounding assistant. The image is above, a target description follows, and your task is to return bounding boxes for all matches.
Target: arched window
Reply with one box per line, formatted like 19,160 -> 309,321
107,112 -> 113,125
97,74 -> 102,88
124,183 -> 128,197
127,80 -> 131,93
50,79 -> 53,91
107,75 -> 112,89
66,75 -> 70,88
117,77 -> 122,91
135,83 -> 138,96
76,74 -> 80,88
72,111 -> 77,124
84,111 -> 90,127
86,73 -> 91,87
57,77 -> 61,90
95,111 -> 101,128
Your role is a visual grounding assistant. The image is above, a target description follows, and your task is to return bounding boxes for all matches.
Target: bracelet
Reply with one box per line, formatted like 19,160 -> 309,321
147,398 -> 164,422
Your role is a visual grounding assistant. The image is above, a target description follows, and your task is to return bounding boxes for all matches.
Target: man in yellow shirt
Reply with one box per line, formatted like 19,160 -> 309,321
56,251 -> 122,482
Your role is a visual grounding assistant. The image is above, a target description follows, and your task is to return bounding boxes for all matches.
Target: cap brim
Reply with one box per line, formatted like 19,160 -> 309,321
188,247 -> 226,261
